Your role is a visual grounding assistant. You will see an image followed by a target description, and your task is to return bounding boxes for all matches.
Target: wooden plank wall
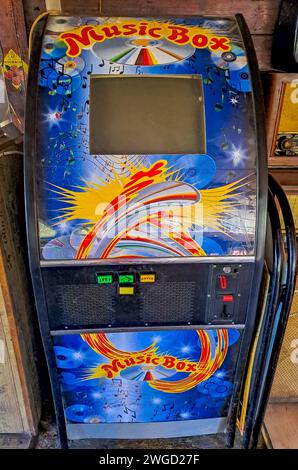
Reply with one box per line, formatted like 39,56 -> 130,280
0,149 -> 41,435
0,0 -> 28,135
23,0 -> 281,71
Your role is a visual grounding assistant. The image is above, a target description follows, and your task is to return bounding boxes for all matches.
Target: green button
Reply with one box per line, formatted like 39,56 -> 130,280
97,274 -> 113,284
118,274 -> 134,284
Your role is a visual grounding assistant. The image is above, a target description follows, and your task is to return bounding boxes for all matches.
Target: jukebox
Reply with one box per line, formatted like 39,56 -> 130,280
25,14 -> 268,447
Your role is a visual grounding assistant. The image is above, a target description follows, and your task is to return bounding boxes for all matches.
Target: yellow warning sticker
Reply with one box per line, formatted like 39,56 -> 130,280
3,49 -> 28,90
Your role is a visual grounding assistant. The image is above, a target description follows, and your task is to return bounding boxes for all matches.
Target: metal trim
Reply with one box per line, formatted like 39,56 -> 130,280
24,14 -> 68,449
41,256 -> 255,268
225,14 -> 268,449
67,417 -> 226,440
50,324 -> 245,336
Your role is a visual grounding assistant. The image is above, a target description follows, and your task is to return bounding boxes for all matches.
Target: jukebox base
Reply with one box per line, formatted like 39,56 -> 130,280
67,418 -> 226,440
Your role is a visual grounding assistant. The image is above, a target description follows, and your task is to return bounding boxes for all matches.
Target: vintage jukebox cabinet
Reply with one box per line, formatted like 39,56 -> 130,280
25,14 -> 268,447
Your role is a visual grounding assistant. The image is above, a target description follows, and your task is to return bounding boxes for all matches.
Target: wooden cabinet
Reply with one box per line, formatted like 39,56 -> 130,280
264,72 -> 298,168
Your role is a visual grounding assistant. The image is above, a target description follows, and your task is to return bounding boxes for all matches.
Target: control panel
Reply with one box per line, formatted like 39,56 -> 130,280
206,263 -> 252,325
43,262 -> 253,330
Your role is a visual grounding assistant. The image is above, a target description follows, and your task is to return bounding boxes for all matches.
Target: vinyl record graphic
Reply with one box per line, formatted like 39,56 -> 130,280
92,37 -> 194,65
197,378 -> 233,398
47,16 -> 82,33
54,346 -> 83,369
211,46 -> 247,71
43,235 -> 76,260
83,415 -> 105,424
55,56 -> 85,76
211,46 -> 250,92
173,154 -> 216,187
42,34 -> 67,59
227,69 -> 250,93
65,404 -> 94,423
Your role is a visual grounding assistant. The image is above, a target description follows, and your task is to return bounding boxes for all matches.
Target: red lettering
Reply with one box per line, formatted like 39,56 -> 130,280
60,26 -> 94,57
186,363 -> 196,372
192,34 -> 208,48
135,355 -> 145,364
122,23 -> 138,36
101,25 -> 122,39
167,26 -> 189,44
88,28 -> 105,42
148,27 -> 162,38
101,359 -> 125,379
138,22 -> 149,36
151,357 -> 160,365
209,36 -> 230,51
124,357 -> 136,367
145,354 -> 152,364
176,361 -> 186,371
163,356 -> 176,369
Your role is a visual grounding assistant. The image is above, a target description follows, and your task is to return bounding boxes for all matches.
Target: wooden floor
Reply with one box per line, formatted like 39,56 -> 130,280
263,404 -> 298,449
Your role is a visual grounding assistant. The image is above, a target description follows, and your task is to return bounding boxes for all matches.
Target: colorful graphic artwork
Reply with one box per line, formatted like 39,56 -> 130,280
36,17 -> 257,260
53,328 -> 241,423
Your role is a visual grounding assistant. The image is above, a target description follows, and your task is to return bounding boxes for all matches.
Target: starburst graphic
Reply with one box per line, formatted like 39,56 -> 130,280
72,351 -> 83,361
229,96 -> 239,105
43,108 -> 64,128
49,159 -> 251,259
180,344 -> 193,354
180,411 -> 190,419
152,397 -> 162,405
152,335 -> 162,343
230,144 -> 248,167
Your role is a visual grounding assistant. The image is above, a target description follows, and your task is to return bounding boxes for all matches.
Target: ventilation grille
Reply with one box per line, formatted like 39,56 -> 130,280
140,282 -> 196,323
48,281 -> 197,329
51,284 -> 115,328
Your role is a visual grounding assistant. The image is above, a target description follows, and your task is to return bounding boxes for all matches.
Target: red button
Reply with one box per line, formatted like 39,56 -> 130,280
219,275 -> 227,289
223,295 -> 233,302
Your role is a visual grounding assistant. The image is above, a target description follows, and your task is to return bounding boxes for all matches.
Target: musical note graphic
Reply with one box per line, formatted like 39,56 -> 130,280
109,63 -> 124,74
82,76 -> 87,88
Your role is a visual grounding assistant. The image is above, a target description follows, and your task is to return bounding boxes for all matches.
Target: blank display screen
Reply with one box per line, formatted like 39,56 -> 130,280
89,75 -> 205,155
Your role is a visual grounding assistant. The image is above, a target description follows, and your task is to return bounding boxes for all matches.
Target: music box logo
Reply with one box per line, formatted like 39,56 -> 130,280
59,20 -> 231,58
81,330 -> 229,393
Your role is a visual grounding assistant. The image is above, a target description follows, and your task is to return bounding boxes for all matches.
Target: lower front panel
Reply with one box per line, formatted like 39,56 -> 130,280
52,328 -> 242,439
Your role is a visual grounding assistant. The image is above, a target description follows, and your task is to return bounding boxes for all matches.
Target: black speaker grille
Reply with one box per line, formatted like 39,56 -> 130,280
140,281 -> 196,323
54,284 -> 115,327
48,281 -> 197,328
